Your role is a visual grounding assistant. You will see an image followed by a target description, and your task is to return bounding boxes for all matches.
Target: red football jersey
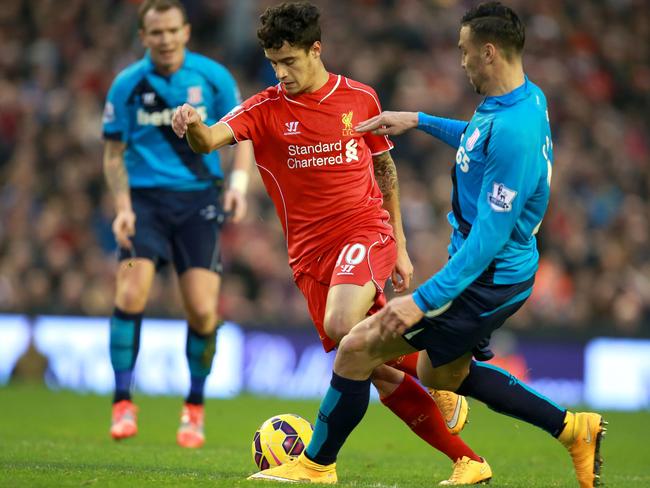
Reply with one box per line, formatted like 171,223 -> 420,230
221,73 -> 394,273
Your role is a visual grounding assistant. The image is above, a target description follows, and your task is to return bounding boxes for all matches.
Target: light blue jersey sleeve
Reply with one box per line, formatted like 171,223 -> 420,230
417,112 -> 468,149
210,63 -> 242,118
412,119 -> 535,312
102,70 -> 138,142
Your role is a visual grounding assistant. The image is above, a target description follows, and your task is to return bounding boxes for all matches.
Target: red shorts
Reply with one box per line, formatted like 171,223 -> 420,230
294,231 -> 397,352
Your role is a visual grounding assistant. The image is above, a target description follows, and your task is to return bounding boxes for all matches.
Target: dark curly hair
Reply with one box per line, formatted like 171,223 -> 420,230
461,2 -> 525,58
257,2 -> 321,51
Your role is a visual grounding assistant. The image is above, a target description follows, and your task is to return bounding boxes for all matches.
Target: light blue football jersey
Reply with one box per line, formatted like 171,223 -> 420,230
102,50 -> 241,190
413,77 -> 554,312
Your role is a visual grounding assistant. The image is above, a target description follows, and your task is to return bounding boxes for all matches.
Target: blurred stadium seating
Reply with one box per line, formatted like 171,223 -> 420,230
0,0 -> 648,337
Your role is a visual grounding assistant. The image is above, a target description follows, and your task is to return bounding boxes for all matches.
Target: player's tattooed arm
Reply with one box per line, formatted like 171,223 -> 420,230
373,151 -> 413,292
103,140 -> 131,212
372,150 -> 398,201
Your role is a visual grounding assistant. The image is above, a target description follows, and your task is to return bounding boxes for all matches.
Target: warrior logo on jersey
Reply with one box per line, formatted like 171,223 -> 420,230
488,182 -> 517,212
284,121 -> 301,135
187,86 -> 203,104
342,111 -> 354,136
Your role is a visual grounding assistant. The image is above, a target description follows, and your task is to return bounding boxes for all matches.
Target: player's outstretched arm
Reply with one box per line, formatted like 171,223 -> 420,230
172,103 -> 234,153
357,111 -> 468,149
355,111 -> 419,136
417,113 -> 468,148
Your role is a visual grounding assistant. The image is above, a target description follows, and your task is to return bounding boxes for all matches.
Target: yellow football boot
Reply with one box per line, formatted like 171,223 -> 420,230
558,412 -> 606,488
247,452 -> 337,484
429,389 -> 469,435
439,456 -> 492,485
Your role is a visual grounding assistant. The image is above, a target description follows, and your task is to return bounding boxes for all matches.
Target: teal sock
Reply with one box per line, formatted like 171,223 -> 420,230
109,308 -> 142,403
305,372 -> 371,465
185,326 -> 217,404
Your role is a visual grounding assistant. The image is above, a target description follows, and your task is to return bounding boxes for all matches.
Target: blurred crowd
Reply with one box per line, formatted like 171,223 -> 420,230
0,0 -> 648,335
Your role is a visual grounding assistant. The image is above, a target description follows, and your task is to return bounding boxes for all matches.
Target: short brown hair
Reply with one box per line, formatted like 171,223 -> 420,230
257,2 -> 321,51
138,0 -> 188,29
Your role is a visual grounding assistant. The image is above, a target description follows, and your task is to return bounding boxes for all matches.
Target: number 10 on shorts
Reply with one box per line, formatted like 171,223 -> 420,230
336,243 -> 366,275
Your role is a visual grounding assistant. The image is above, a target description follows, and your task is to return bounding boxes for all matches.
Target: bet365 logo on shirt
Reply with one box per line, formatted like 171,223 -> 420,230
137,106 -> 207,126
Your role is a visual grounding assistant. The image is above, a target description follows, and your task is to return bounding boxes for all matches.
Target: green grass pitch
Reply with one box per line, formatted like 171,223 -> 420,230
0,385 -> 647,487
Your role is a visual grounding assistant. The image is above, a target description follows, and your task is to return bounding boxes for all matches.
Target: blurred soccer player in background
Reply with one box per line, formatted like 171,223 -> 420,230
102,0 -> 252,448
173,1 -> 491,484
248,2 -> 606,487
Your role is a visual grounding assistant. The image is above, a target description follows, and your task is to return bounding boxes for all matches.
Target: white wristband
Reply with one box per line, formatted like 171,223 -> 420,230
229,169 -> 249,194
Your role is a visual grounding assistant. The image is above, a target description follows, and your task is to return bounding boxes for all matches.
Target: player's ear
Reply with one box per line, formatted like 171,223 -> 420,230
483,42 -> 496,64
183,22 -> 192,43
310,41 -> 322,59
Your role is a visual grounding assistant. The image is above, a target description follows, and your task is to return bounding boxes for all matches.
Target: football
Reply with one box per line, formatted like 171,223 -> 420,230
251,413 -> 314,470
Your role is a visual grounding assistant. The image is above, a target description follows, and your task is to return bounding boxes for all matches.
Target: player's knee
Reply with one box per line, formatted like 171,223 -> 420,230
115,283 -> 148,313
323,312 -> 355,344
337,329 -> 370,359
186,305 -> 218,334
188,320 -> 218,336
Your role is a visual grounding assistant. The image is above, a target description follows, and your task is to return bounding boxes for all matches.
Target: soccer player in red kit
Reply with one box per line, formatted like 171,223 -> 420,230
173,2 -> 490,484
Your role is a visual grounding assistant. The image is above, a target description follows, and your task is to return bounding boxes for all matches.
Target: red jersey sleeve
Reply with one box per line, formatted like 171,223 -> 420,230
345,78 -> 394,155
219,86 -> 280,143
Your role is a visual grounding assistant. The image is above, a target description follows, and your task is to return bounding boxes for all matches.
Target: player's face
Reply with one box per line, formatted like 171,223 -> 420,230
264,41 -> 322,95
458,25 -> 488,95
140,7 -> 190,75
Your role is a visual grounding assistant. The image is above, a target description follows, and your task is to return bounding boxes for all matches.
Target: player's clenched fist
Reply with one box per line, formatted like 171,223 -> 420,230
172,103 -> 200,138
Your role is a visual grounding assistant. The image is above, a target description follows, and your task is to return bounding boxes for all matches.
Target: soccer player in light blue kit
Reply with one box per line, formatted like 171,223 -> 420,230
102,0 -> 252,448
249,3 -> 605,487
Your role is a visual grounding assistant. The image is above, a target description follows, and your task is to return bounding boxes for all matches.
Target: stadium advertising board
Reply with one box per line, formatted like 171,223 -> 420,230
0,315 -> 648,410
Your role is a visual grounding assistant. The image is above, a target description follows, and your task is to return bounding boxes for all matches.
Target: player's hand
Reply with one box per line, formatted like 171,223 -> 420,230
223,188 -> 247,223
391,245 -> 413,293
355,111 -> 419,136
172,103 -> 201,138
112,209 -> 136,249
377,294 -> 424,340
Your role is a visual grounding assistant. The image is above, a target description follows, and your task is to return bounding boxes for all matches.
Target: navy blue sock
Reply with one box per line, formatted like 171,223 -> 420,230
456,361 -> 567,436
114,371 -> 133,401
185,326 -> 217,405
187,376 -> 207,405
109,308 -> 142,403
305,372 -> 371,465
